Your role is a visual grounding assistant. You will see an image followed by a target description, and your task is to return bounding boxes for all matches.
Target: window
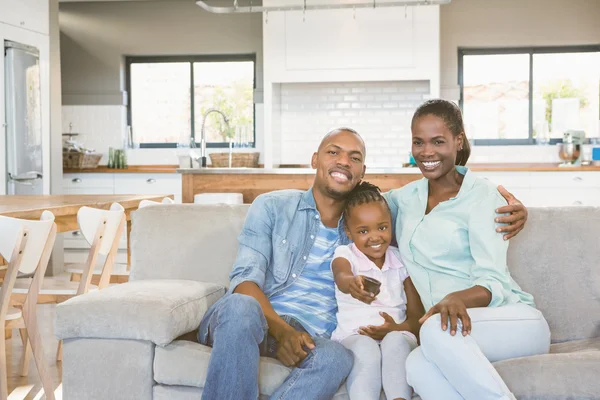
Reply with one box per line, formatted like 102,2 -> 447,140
126,55 -> 255,148
459,46 -> 600,144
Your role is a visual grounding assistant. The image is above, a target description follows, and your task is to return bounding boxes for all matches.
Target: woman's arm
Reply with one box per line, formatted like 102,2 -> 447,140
332,257 -> 376,304
420,191 -> 512,336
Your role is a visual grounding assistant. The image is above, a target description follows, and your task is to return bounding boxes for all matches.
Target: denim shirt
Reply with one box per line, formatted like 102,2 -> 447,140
227,188 -> 350,298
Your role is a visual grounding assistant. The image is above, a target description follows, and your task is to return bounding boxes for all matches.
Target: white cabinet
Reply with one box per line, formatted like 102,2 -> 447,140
63,173 -> 114,194
474,171 -> 600,207
0,0 -> 49,35
113,173 -> 182,203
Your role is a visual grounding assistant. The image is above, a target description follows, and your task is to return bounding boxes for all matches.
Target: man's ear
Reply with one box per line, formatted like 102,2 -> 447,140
311,152 -> 318,169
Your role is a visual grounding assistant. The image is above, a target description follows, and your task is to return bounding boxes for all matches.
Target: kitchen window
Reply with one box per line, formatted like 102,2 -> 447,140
126,54 -> 256,148
458,46 -> 600,145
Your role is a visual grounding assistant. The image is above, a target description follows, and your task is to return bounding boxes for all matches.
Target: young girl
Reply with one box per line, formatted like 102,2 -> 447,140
331,182 -> 424,400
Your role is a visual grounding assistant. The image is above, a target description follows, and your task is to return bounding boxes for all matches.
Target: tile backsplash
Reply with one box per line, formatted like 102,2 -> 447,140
274,81 -> 430,167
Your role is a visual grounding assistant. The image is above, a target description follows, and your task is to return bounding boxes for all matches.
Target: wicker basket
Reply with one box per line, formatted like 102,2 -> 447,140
209,152 -> 259,168
63,151 -> 103,169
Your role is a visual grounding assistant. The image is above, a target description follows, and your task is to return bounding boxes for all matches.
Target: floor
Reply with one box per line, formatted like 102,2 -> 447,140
5,304 -> 62,400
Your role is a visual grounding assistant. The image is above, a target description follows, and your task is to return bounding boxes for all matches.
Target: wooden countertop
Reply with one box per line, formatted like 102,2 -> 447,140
63,165 -> 178,174
64,163 -> 600,174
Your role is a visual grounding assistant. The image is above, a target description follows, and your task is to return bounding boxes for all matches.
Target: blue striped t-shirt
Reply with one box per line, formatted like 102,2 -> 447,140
270,222 -> 339,338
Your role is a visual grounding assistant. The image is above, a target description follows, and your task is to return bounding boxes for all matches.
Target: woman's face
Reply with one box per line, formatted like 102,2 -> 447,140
411,114 -> 463,181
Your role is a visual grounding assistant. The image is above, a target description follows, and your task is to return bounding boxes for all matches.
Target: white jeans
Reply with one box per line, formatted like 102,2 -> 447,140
342,331 -> 418,400
406,304 -> 551,400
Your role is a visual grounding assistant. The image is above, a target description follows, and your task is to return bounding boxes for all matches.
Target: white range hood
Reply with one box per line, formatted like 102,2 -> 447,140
261,2 -> 441,167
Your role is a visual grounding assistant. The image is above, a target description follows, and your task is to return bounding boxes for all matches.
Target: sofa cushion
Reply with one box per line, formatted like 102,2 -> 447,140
153,384 -> 352,400
56,280 -> 225,346
550,337 -> 600,354
153,340 -> 293,396
493,350 -> 600,399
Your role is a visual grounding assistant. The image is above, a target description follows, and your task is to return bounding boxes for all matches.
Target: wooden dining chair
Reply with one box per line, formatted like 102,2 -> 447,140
12,203 -> 126,362
67,197 -> 173,285
1,211 -> 57,400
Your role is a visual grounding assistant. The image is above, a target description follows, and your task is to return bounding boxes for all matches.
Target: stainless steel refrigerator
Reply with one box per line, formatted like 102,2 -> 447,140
4,40 -> 43,195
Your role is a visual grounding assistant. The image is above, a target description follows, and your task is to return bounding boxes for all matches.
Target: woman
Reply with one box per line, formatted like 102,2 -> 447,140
385,99 -> 551,400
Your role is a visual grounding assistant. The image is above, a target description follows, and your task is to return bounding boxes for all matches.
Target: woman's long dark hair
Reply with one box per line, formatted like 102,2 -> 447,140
411,99 -> 471,166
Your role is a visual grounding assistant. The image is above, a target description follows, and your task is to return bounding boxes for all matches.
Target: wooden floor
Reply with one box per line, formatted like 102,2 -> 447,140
5,304 -> 62,400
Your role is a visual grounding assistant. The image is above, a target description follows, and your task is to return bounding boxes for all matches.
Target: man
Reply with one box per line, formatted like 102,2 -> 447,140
197,128 -> 527,399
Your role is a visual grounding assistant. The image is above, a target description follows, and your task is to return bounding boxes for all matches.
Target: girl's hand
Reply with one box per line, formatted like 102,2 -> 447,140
419,294 -> 471,336
358,312 -> 399,340
348,275 -> 376,304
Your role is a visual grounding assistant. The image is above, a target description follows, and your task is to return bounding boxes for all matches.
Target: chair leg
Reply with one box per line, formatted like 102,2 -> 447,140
0,327 -> 8,400
22,307 -> 55,400
56,340 -> 63,362
19,328 -> 31,377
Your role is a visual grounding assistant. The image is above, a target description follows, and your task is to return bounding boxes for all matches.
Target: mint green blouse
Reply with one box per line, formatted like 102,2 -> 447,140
385,166 -> 534,312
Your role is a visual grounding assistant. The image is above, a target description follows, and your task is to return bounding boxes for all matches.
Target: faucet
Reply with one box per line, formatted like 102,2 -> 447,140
198,108 -> 230,168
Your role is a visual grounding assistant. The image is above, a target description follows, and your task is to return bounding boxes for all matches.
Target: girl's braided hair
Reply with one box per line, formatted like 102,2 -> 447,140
343,181 -> 388,222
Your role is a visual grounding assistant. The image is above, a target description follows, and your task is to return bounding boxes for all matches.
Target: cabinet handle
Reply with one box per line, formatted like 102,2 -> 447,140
72,178 -> 82,183
72,231 -> 81,236
572,201 -> 583,205
20,21 -> 25,26
146,178 -> 156,184
573,176 -> 583,181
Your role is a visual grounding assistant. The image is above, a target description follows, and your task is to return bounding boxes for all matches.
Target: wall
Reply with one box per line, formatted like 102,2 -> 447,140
59,1 -> 263,105
277,81 -> 429,167
440,0 -> 600,96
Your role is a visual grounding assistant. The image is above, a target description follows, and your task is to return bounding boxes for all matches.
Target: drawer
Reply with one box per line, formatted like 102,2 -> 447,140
529,188 -> 600,207
113,174 -> 181,198
529,172 -> 600,188
63,173 -> 114,189
470,172 -> 531,189
64,249 -> 127,265
63,230 -> 127,250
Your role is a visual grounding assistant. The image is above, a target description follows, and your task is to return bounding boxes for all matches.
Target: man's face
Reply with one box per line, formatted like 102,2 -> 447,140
311,130 -> 366,199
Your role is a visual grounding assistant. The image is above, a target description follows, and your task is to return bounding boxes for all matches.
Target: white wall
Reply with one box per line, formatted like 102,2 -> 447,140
440,0 -> 600,96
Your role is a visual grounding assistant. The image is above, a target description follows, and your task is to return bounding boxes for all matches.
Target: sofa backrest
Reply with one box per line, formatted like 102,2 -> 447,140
131,204 -> 600,343
507,206 -> 600,343
130,204 -> 249,288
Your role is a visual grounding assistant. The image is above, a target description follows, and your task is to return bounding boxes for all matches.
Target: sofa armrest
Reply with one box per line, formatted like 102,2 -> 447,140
55,280 -> 225,346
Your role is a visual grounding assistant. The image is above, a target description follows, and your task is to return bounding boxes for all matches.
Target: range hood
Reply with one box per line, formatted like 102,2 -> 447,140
196,0 -> 450,14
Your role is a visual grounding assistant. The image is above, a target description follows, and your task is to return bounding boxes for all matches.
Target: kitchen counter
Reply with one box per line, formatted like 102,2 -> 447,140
64,165 -> 178,174
178,163 -> 600,203
178,163 -> 600,174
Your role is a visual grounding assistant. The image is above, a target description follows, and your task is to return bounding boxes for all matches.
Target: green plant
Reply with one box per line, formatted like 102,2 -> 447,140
197,80 -> 253,142
540,80 -> 588,130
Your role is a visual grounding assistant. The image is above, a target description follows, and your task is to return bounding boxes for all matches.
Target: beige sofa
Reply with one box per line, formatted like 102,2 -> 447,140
56,204 -> 600,399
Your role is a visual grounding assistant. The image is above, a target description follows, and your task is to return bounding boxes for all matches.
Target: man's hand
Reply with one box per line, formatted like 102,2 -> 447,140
419,294 -> 471,337
348,275 -> 376,304
358,312 -> 400,340
496,185 -> 528,240
275,329 -> 315,367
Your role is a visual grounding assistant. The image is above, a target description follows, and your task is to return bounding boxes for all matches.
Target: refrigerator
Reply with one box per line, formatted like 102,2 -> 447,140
4,40 -> 43,195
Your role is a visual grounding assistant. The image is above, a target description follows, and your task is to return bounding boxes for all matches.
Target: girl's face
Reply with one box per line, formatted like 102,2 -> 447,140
411,114 -> 463,180
345,201 -> 392,265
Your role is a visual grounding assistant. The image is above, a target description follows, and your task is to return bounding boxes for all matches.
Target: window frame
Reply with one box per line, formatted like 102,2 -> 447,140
458,45 -> 600,145
125,54 -> 257,149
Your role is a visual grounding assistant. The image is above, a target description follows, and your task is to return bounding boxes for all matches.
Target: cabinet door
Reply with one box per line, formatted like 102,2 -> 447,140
0,0 -> 49,35
113,174 -> 181,203
529,188 -> 600,207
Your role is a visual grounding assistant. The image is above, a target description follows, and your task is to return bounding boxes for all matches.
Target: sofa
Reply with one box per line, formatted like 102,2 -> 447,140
55,204 -> 600,400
